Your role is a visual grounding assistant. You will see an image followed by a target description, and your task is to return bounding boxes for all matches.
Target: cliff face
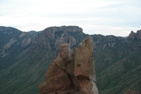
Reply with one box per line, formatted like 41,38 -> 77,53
29,26 -> 83,52
74,37 -> 98,94
39,37 -> 98,94
128,30 -> 141,39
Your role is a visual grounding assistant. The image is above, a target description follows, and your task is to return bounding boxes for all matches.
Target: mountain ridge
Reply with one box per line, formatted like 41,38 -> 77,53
0,26 -> 141,94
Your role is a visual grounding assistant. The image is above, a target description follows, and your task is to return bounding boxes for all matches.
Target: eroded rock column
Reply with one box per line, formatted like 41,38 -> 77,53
74,37 -> 98,94
39,37 -> 99,94
39,44 -> 76,94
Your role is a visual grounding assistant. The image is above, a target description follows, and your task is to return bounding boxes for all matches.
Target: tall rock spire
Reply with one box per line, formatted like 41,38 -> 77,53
39,37 -> 99,94
74,36 -> 98,94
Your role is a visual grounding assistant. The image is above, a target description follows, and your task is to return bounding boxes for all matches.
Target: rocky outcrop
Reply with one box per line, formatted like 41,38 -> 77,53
39,43 -> 76,94
30,26 -> 81,51
128,31 -> 135,39
19,32 -> 26,38
128,30 -> 141,40
55,36 -> 76,50
44,26 -> 82,33
43,26 -> 81,50
39,37 -> 99,94
74,37 -> 98,94
3,38 -> 17,49
136,30 -> 141,39
43,26 -> 82,39
21,38 -> 31,48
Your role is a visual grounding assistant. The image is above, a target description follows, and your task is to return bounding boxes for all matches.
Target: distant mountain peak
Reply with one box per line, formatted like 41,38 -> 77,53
128,31 -> 135,39
43,25 -> 83,33
128,30 -> 141,40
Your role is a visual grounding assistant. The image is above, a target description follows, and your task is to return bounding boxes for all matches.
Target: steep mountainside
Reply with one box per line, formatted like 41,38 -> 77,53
0,26 -> 141,94
93,34 -> 141,94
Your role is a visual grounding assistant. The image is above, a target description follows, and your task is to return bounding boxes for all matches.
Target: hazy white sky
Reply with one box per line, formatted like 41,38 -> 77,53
0,0 -> 141,36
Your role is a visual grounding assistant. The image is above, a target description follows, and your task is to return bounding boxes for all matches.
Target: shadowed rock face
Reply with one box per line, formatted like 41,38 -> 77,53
39,37 -> 99,94
128,30 -> 141,40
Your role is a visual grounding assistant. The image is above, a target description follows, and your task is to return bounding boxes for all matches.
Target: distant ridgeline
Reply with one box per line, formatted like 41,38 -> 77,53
0,26 -> 141,94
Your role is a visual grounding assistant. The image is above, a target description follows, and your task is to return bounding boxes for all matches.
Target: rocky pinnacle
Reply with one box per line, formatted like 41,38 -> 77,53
39,36 -> 99,94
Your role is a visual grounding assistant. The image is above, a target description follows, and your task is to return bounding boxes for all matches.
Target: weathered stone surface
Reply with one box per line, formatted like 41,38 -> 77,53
39,37 -> 99,94
3,38 -> 17,49
74,37 -> 95,80
43,26 -> 82,40
55,36 -> 76,50
19,32 -> 26,38
74,37 -> 98,94
39,44 -> 76,94
21,38 -> 31,48
43,26 -> 81,50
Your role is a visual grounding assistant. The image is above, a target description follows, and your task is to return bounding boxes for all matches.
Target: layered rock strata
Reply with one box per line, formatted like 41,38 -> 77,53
39,37 -> 99,94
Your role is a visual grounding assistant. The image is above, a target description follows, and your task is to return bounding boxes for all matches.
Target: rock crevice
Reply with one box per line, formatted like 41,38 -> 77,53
39,37 -> 99,94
